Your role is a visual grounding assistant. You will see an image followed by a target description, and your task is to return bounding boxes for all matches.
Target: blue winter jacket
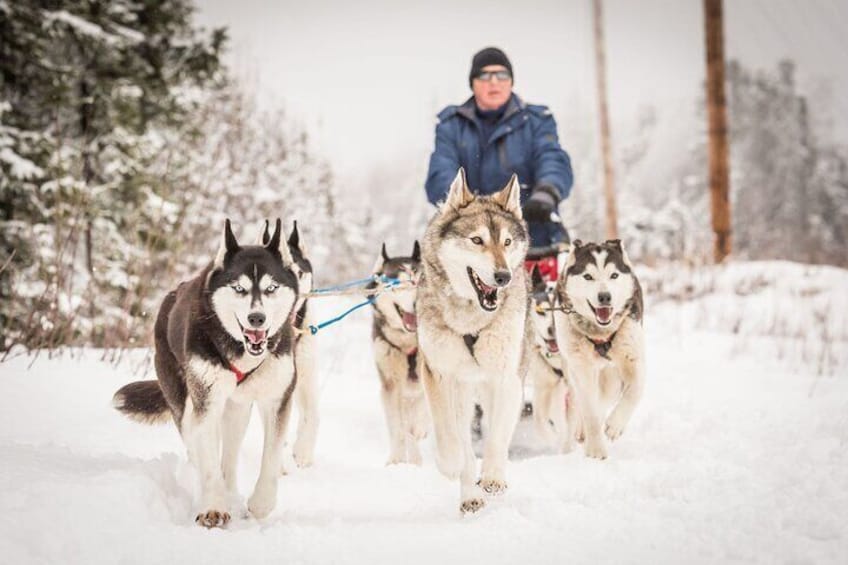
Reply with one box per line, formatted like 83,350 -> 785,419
425,94 -> 573,246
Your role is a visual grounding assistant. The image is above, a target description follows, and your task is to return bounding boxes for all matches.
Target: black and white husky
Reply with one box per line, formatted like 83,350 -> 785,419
528,265 -> 579,454
260,220 -> 318,469
553,239 -> 645,460
113,219 -> 300,527
369,242 -> 427,465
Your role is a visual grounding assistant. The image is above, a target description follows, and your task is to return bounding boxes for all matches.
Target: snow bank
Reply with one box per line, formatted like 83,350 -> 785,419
642,260 -> 848,375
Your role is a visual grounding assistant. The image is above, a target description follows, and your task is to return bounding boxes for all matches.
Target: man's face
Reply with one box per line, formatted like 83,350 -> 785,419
472,64 -> 513,111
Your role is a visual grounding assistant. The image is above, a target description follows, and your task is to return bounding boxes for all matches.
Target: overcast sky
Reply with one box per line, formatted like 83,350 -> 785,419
195,0 -> 848,184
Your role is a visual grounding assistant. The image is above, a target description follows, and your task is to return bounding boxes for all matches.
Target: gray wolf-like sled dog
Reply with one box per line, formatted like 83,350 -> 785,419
417,168 -> 532,514
370,242 -> 428,465
553,239 -> 645,460
113,219 -> 301,527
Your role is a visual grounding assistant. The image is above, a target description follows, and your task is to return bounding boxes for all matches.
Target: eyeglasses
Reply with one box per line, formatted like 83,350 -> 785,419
475,70 -> 512,83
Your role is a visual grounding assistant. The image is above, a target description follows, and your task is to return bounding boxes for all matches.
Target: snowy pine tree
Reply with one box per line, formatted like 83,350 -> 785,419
1,1 -> 369,351
1,0 -> 225,349
726,59 -> 848,265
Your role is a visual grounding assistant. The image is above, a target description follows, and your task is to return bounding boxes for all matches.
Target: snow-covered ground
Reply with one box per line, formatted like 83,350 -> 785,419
1,262 -> 847,564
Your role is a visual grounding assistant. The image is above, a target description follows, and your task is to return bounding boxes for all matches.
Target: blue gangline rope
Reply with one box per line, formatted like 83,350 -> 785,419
309,276 -> 382,295
308,296 -> 376,335
307,276 -> 403,335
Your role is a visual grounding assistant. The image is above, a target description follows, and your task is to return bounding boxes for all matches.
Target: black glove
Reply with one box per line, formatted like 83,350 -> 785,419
522,184 -> 559,222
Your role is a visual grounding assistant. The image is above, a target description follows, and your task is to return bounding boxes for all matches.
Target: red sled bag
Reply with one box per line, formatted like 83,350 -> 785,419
524,243 -> 567,283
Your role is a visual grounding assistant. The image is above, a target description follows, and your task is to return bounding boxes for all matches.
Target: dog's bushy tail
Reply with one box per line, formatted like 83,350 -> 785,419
112,381 -> 170,425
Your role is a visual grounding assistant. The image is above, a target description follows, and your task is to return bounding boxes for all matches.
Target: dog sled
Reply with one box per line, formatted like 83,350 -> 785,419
524,242 -> 568,284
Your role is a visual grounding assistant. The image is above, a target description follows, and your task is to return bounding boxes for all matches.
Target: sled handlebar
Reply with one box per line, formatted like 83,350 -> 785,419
526,243 -> 569,260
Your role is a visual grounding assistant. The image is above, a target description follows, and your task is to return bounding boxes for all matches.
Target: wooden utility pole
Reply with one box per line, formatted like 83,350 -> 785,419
592,0 -> 618,240
703,0 -> 732,262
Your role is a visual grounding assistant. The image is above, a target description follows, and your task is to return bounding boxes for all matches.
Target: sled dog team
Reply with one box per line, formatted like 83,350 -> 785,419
113,168 -> 645,526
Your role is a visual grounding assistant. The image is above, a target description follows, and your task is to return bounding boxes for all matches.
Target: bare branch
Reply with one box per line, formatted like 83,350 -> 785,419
0,249 -> 17,276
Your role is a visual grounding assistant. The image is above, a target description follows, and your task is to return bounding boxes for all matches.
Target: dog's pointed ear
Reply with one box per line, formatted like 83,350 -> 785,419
372,243 -> 387,274
604,239 -> 633,271
562,240 -> 578,275
262,220 -> 271,245
530,264 -> 543,287
265,218 -> 282,250
266,218 -> 294,265
214,219 -> 240,268
286,220 -> 299,250
493,174 -> 522,217
621,246 -> 633,270
411,240 -> 421,262
445,167 -> 474,210
288,220 -> 308,257
254,219 -> 271,246
610,239 -> 634,270
288,221 -> 299,249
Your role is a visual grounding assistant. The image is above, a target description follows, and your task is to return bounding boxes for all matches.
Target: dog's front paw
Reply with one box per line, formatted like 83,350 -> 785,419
604,411 -> 628,441
293,450 -> 314,469
583,437 -> 608,460
195,509 -> 230,528
293,440 -> 315,469
460,497 -> 486,515
385,455 -> 405,466
410,424 -> 428,441
478,478 -> 508,496
604,420 -> 625,441
248,482 -> 278,519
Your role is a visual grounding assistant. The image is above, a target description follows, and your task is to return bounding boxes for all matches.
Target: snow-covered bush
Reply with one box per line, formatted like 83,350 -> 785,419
641,261 -> 848,376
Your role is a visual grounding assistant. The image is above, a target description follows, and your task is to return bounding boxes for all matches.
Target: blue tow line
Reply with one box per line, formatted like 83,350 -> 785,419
309,276 -> 382,295
307,276 -> 402,335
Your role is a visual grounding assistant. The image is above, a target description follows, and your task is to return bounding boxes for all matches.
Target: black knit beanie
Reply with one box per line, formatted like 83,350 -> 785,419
468,47 -> 513,88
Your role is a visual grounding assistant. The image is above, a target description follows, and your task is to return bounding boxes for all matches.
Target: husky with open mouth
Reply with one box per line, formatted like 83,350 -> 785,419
369,242 -> 427,465
417,168 -> 532,514
527,265 -> 580,454
553,239 -> 645,460
113,219 -> 300,528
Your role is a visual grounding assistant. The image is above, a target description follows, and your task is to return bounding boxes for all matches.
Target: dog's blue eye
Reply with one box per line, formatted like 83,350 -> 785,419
583,274 -> 593,281
233,285 -> 247,294
471,237 -> 483,245
610,273 -> 619,280
266,284 -> 278,294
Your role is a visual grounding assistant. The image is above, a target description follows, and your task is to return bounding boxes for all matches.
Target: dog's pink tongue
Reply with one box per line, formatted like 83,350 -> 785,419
596,306 -> 612,323
546,339 -> 559,353
402,312 -> 417,331
244,329 -> 266,344
480,281 -> 496,293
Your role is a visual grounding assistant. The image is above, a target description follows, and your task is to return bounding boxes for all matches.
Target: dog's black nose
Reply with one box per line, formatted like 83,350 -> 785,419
493,270 -> 511,287
248,312 -> 266,327
598,291 -> 612,305
547,326 -> 555,338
